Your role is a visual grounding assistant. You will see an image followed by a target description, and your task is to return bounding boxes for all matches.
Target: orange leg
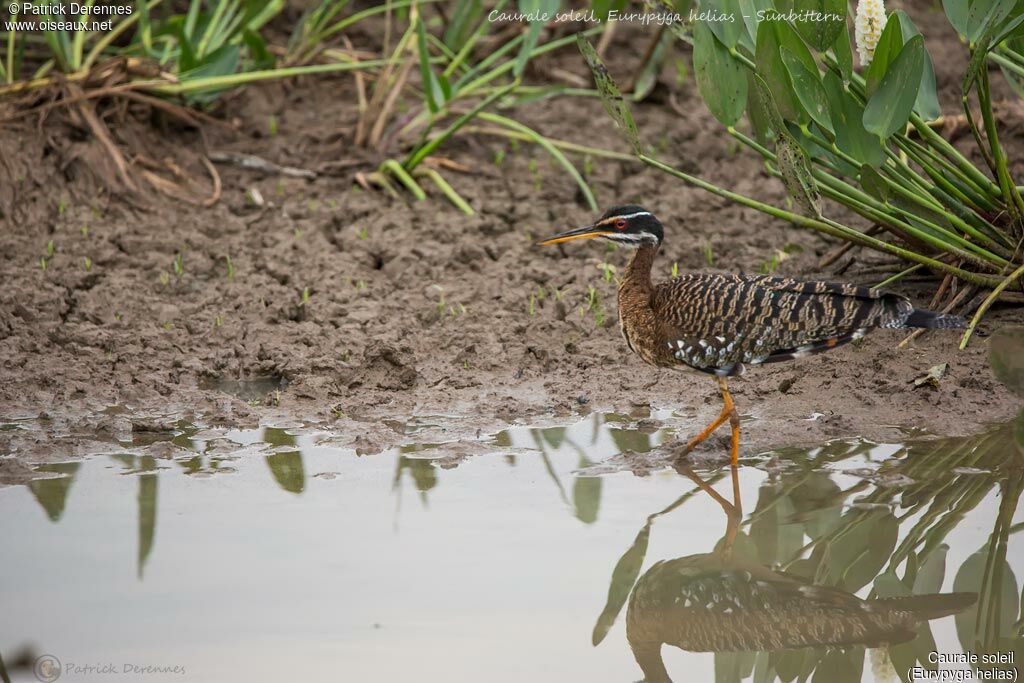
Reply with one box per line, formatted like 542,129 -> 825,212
680,377 -> 741,466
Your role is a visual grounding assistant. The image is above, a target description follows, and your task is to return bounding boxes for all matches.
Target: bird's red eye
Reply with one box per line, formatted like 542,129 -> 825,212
615,218 -> 627,230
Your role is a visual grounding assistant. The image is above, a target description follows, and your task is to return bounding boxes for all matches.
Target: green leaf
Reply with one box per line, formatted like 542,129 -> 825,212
776,133 -> 823,218
693,21 -> 749,126
266,450 -> 305,493
781,48 -> 833,133
632,29 -> 671,101
864,35 -> 925,140
417,19 -> 444,113
751,73 -> 787,136
572,457 -> 602,524
831,20 -> 854,83
859,164 -> 890,201
577,33 -> 642,154
914,544 -> 950,595
864,18 -> 904,98
515,0 -> 559,78
823,71 -> 885,166
756,20 -> 817,123
703,0 -> 745,49
966,0 -> 1017,43
591,522 -> 649,645
893,11 -> 941,120
791,0 -> 846,51
242,29 -> 274,70
943,0 -> 969,37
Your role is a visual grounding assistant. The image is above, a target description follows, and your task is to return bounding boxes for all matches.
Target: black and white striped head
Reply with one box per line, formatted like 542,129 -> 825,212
537,205 -> 664,248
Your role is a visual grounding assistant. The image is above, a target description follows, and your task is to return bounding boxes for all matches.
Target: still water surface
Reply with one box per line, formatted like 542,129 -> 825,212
2,413 -> 1022,682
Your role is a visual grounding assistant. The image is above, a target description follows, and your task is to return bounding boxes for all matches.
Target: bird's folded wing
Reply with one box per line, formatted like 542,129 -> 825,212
652,273 -> 913,374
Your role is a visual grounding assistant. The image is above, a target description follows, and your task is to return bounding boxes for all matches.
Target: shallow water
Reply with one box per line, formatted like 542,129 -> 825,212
2,413 -> 1022,683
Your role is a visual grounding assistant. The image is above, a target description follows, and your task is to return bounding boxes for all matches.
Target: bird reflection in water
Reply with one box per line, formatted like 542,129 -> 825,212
599,463 -> 977,683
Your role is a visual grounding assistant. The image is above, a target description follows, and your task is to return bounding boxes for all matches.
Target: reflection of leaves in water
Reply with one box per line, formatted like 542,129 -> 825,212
815,511 -> 898,592
990,326 -> 1024,398
573,456 -> 601,525
713,649 -> 754,682
265,451 -> 305,494
750,488 -> 803,567
608,428 -> 654,454
540,427 -> 566,449
138,456 -> 157,580
954,544 -> 1020,657
592,522 -> 650,646
401,457 -> 438,493
27,462 -> 80,521
874,569 -> 939,677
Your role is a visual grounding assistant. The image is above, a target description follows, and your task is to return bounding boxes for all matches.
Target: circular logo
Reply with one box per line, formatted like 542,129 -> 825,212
34,654 -> 62,683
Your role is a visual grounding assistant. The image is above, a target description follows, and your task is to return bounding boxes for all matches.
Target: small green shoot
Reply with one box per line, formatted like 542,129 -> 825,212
46,240 -> 54,257
671,261 -> 679,278
529,293 -> 537,316
299,287 -> 310,306
159,271 -> 170,286
83,257 -> 91,271
39,257 -> 47,271
225,255 -> 236,279
173,253 -> 184,278
268,115 -> 279,136
357,226 -> 368,240
701,240 -> 714,266
57,197 -> 67,217
494,148 -> 506,166
600,262 -> 616,283
214,316 -> 223,327
80,226 -> 89,237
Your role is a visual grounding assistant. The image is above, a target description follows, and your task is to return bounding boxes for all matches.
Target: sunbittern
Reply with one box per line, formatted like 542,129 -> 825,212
538,206 -> 966,466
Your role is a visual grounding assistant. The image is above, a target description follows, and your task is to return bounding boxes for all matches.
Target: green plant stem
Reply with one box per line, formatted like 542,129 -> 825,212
297,0 -> 438,62
415,168 -> 473,215
639,154 -> 1002,288
478,111 -> 597,210
461,125 -> 635,161
442,0 -> 509,79
874,263 -> 925,289
959,261 -> 1024,348
404,80 -> 519,170
82,0 -> 165,70
978,68 -> 1024,225
729,128 -> 1009,268
380,159 -> 426,199
144,58 -> 393,95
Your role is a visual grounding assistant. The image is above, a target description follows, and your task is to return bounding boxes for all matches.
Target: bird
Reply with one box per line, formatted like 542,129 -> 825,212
537,205 -> 966,466
625,550 -> 976,683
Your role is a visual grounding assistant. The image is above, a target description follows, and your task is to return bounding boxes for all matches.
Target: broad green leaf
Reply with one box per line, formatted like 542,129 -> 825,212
966,0 -> 1017,43
791,0 -> 846,51
578,33 -> 642,153
781,47 -> 833,133
703,0 -> 745,49
864,35 -> 925,140
756,20 -> 802,121
894,11 -> 941,120
591,522 -> 649,646
693,21 -> 749,125
572,457 -> 602,524
737,0 -> 773,52
751,73 -> 787,136
823,71 -> 886,166
266,450 -> 305,493
914,544 -> 950,595
864,18 -> 904,98
776,133 -> 823,218
859,164 -> 889,201
831,17 -> 854,83
954,545 -> 1020,653
989,325 -> 1024,398
27,463 -> 80,522
746,71 -> 775,145
242,28 -> 274,70
943,0 -> 969,36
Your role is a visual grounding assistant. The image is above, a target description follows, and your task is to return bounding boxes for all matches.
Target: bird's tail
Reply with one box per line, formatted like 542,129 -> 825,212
904,308 -> 968,330
876,592 -> 977,619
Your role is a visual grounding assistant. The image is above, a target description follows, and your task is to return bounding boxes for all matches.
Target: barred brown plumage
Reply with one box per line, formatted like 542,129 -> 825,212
538,205 -> 967,467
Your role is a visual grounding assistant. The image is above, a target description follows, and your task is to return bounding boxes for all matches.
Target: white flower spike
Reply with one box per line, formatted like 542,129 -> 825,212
855,0 -> 888,67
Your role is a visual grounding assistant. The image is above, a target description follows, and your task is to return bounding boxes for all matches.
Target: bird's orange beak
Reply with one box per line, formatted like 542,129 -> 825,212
536,224 -> 614,246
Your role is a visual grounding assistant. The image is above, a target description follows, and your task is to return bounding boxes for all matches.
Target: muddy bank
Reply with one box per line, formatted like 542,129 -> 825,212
1,2 -> 1021,481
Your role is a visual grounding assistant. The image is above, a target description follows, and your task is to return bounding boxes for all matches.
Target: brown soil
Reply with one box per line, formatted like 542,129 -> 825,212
1,2 -> 1021,483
